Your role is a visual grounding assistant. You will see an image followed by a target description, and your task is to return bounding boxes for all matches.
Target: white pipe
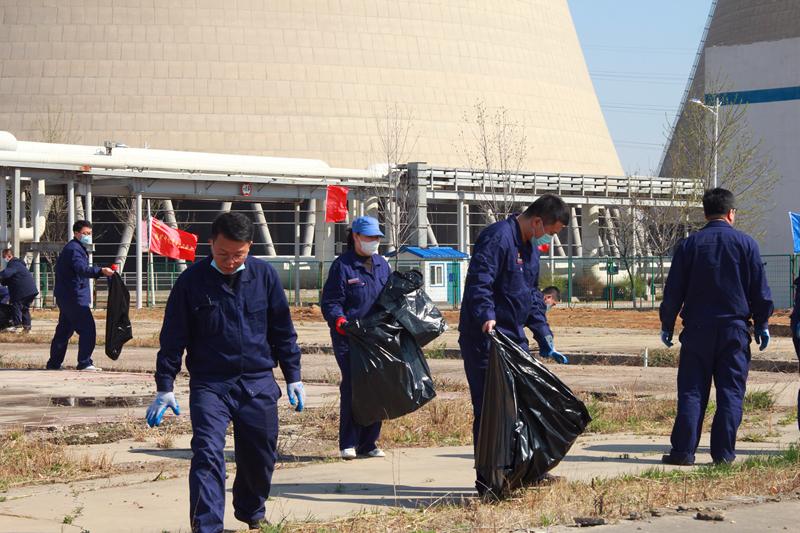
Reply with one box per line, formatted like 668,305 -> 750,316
252,203 -> 276,257
86,178 -> 93,307
302,199 -> 315,257
135,192 -> 143,309
66,178 -> 75,241
115,206 -> 136,271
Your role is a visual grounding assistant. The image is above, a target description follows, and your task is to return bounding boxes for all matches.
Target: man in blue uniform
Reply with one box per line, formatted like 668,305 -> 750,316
459,194 -> 570,494
47,221 -> 114,371
0,248 -> 39,332
660,188 -> 773,465
145,212 -> 305,533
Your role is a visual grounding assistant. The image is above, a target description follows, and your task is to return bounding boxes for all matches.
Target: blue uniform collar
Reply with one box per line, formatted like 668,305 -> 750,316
202,255 -> 256,283
507,213 -> 531,250
347,249 -> 382,270
703,219 -> 733,230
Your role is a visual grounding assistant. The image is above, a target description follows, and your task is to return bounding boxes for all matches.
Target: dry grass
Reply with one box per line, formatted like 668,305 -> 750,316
286,446 -> 800,532
585,392 -> 677,435
380,399 -> 473,448
0,430 -> 114,490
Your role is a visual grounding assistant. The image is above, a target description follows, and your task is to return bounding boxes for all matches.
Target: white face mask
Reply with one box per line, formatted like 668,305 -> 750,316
358,239 -> 380,256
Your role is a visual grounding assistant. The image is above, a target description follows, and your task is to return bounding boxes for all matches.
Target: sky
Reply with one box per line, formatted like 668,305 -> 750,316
568,0 -> 714,175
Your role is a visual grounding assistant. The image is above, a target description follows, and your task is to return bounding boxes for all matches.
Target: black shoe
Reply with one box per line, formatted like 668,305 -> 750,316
712,457 -> 733,466
661,454 -> 694,466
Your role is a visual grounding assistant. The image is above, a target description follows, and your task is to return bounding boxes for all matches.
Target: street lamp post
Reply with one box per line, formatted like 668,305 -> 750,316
690,96 -> 721,188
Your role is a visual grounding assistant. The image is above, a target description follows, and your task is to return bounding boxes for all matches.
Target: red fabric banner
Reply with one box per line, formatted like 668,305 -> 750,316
325,185 -> 349,222
537,243 -> 550,254
148,217 -> 198,261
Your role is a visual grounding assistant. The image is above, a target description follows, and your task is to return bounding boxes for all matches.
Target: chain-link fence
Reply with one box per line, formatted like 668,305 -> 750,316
33,254 -> 799,311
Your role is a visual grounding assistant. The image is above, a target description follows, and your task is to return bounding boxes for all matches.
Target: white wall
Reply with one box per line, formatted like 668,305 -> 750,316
706,38 -> 800,257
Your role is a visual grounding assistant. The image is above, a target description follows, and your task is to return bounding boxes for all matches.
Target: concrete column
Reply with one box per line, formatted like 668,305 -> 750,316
11,168 -> 21,257
301,199 -> 315,256
570,207 -> 582,257
31,179 -> 43,308
457,195 -> 466,253
313,197 -> 333,263
581,204 -> 600,257
464,202 -> 471,254
251,203 -> 276,257
115,206 -> 136,271
66,177 -> 75,241
135,191 -> 143,309
605,208 -> 619,256
162,199 -> 187,272
407,162 -> 428,247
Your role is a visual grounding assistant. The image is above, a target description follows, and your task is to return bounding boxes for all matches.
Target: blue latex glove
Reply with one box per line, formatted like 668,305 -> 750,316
145,391 -> 180,427
660,330 -> 674,348
287,381 -> 305,412
542,335 -> 568,364
754,328 -> 770,351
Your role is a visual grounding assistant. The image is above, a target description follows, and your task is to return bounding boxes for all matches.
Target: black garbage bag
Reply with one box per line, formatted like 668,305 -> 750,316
476,330 -> 591,498
346,310 -> 437,426
105,273 -> 133,360
0,302 -> 13,330
377,270 -> 447,347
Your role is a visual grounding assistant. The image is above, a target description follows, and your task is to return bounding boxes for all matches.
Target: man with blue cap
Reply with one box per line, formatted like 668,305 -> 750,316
321,215 -> 391,460
660,188 -> 773,465
459,193 -> 570,496
47,220 -> 114,371
145,212 -> 305,533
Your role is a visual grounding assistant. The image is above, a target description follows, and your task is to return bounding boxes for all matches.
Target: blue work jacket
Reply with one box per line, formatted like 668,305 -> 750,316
660,220 -> 774,332
154,256 -> 302,395
53,239 -> 102,307
459,214 -> 551,352
320,249 -> 391,354
0,257 -> 38,301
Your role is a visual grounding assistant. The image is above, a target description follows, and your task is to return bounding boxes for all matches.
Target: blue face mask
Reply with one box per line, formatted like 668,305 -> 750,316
211,259 -> 246,275
79,234 -> 92,246
531,221 -> 552,247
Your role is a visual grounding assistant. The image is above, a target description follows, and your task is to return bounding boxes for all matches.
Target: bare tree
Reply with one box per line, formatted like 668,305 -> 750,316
457,100 -> 528,221
34,103 -> 79,145
368,103 -> 419,252
664,81 -> 777,240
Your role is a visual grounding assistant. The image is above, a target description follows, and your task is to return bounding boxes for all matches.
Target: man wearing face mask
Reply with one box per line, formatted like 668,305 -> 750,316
458,193 -> 570,495
542,286 -> 561,312
145,212 -> 305,533
321,216 -> 391,460
0,248 -> 39,333
46,220 -> 114,371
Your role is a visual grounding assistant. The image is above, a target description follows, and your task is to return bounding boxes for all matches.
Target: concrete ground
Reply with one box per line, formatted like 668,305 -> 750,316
1,427 -> 798,532
1,312 -> 799,532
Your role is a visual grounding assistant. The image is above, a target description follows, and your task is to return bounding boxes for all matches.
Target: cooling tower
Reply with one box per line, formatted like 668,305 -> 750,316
0,0 -> 622,174
660,0 -> 800,306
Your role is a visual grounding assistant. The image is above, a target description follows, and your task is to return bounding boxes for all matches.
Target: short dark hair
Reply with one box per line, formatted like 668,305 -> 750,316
211,212 -> 254,242
523,194 -> 569,225
2,248 -> 12,258
542,286 -> 561,301
702,188 -> 736,218
73,220 -> 92,233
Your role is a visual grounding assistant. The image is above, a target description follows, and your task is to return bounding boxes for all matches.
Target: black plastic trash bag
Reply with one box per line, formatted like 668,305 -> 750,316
475,330 -> 591,498
105,272 -> 133,360
377,270 -> 447,347
346,310 -> 437,426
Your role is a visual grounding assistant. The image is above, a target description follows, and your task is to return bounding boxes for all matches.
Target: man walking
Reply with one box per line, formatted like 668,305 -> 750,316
0,248 -> 38,332
660,188 -> 773,465
47,221 -> 114,371
145,212 -> 305,532
459,193 -> 570,495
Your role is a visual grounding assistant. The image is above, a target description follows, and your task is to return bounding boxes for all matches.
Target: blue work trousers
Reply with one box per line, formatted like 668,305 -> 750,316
669,325 -> 751,464
47,301 -> 96,369
334,343 -> 381,453
11,294 -> 35,329
189,383 -> 279,533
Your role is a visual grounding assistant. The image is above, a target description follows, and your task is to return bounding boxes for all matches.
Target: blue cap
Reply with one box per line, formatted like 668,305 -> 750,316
351,216 -> 384,237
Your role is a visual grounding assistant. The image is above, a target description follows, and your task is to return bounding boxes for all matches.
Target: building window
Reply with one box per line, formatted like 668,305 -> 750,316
429,263 -> 444,286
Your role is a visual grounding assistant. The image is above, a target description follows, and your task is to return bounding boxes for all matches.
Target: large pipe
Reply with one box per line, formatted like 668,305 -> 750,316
66,177 -> 75,241
301,199 -> 315,256
135,191 -> 143,309
251,203 -> 276,256
12,168 -> 20,257
0,173 -> 7,245
115,206 -> 136,271
31,179 -> 42,308
162,199 -> 187,272
426,216 -> 439,247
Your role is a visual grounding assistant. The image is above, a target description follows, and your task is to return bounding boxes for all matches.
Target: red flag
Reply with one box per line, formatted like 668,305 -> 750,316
325,185 -> 349,222
537,243 -> 550,254
148,217 -> 198,261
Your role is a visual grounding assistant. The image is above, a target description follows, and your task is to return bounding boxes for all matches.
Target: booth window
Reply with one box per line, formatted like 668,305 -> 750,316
429,263 -> 444,286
